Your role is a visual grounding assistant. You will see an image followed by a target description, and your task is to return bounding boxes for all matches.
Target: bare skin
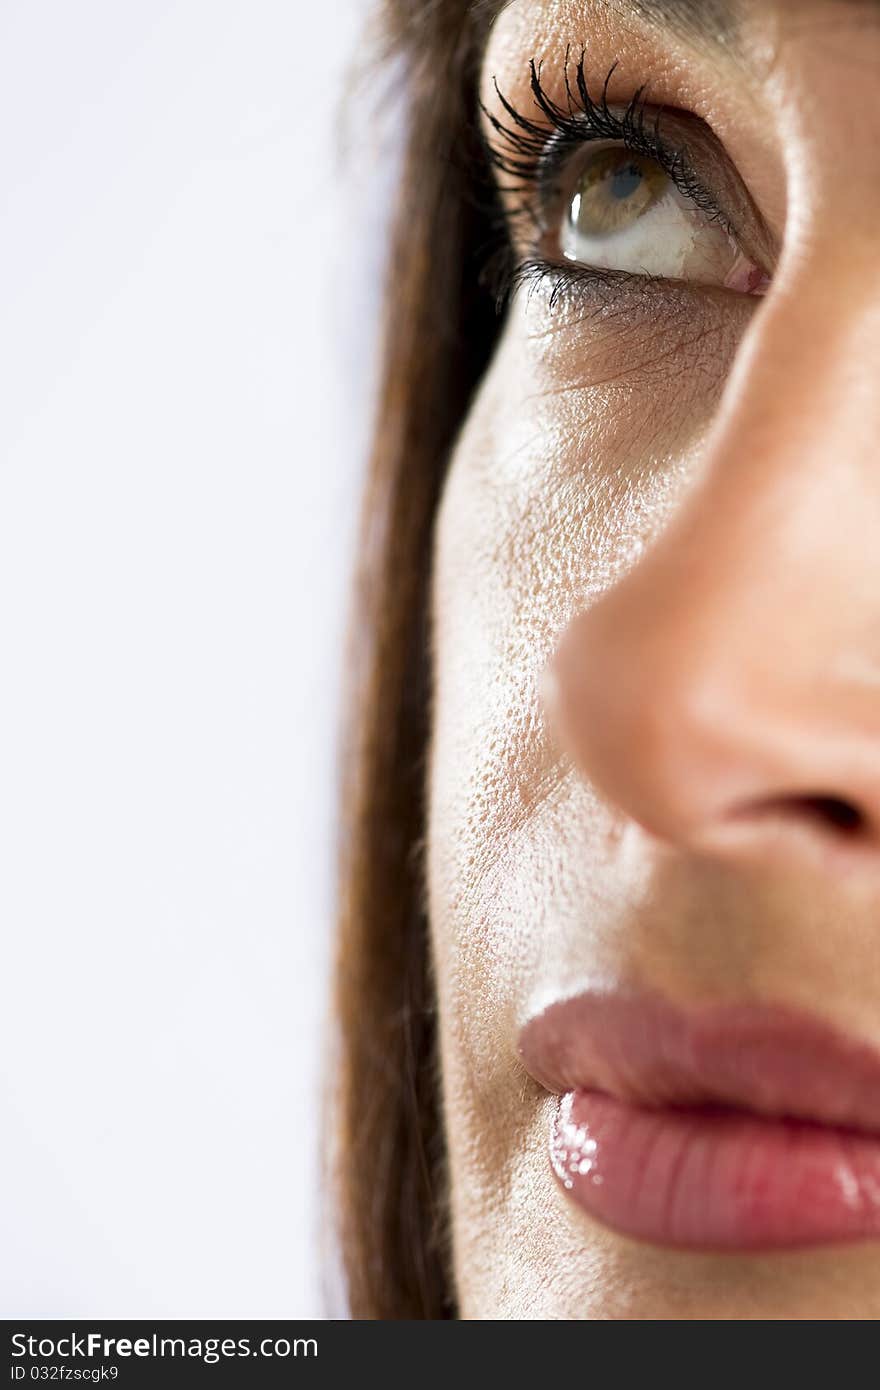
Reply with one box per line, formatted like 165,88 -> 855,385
428,0 -> 880,1318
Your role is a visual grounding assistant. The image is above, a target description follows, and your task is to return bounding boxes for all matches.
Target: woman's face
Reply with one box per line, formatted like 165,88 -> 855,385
428,0 -> 880,1318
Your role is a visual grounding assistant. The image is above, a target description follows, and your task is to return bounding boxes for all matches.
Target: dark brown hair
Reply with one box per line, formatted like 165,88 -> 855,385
333,0 -> 504,1320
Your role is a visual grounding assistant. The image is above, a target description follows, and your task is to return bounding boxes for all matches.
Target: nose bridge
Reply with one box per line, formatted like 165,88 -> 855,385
687,249 -> 880,620
549,256 -> 880,851
665,262 -> 880,643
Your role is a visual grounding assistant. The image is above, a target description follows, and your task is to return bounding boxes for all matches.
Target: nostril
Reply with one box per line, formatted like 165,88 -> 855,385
796,795 -> 865,836
728,793 -> 868,840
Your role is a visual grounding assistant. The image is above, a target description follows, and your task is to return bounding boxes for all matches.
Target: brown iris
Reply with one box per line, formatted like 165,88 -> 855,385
565,148 -> 669,241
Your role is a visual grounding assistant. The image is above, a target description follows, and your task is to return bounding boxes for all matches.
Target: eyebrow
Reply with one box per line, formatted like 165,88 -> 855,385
484,0 -> 740,47
626,0 -> 739,44
489,0 -> 880,55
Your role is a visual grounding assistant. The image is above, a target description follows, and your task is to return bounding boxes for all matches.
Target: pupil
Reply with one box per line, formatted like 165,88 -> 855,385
609,162 -> 643,201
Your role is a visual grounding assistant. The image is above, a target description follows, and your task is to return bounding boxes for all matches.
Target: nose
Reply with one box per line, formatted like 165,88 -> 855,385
547,261 -> 880,862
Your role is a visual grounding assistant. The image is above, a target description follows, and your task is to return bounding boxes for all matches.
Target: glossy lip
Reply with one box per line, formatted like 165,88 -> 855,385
520,991 -> 880,1250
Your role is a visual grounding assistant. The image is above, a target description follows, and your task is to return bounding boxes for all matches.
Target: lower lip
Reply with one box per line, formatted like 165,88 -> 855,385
552,1090 -> 880,1250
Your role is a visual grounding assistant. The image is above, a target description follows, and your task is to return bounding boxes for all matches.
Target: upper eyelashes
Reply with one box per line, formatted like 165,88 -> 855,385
482,51 -> 730,235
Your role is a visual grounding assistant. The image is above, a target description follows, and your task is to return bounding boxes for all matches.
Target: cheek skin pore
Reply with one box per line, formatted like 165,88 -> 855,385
427,291 -> 761,1318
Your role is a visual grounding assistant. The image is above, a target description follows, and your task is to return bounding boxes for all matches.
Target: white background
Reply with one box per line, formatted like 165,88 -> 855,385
0,0 -> 383,1317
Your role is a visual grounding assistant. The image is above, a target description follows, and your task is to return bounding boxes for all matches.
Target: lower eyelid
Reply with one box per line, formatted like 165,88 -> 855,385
515,263 -> 693,322
513,260 -> 762,331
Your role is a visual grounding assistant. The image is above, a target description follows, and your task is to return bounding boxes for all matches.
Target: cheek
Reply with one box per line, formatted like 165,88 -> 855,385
426,292 -> 747,1256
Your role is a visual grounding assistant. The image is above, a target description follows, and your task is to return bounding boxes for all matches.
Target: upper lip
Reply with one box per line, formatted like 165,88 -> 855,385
519,989 -> 880,1134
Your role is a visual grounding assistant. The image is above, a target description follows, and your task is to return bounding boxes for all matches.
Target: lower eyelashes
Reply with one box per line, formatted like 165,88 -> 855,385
508,257 -> 754,411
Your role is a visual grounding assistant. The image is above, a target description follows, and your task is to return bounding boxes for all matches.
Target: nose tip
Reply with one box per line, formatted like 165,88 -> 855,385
545,575 -> 878,865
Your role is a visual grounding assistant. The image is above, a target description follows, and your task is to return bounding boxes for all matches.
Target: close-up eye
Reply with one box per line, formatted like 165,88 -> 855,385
554,141 -> 767,291
484,56 -> 774,299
